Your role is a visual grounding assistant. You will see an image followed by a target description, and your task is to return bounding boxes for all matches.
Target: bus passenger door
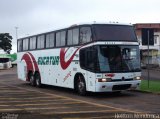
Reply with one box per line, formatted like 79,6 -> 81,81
86,71 -> 96,92
80,47 -> 97,92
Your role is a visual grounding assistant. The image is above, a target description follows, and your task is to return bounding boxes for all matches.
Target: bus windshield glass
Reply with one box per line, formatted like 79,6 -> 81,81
93,25 -> 137,41
97,45 -> 140,72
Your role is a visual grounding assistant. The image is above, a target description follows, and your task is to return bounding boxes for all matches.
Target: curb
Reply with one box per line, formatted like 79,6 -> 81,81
129,90 -> 160,95
142,68 -> 160,71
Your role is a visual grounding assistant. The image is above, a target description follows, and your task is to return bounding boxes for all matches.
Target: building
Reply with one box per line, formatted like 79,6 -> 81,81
134,23 -> 160,66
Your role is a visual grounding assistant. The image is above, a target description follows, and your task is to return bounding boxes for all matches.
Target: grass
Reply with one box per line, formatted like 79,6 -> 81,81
140,80 -> 160,93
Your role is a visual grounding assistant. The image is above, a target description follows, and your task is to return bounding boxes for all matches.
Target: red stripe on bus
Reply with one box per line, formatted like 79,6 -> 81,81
21,53 -> 34,81
60,48 -> 80,70
21,52 -> 41,81
28,52 -> 39,72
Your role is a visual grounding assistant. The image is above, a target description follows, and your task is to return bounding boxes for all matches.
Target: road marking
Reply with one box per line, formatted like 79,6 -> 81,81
43,109 -> 123,115
0,100 -> 61,103
17,96 -> 70,100
0,88 -> 18,90
0,90 -> 27,92
0,105 -> 9,107
0,97 -> 15,99
15,102 -> 83,106
0,108 -> 22,112
1,83 -> 144,114
0,97 -> 24,100
90,116 -> 115,119
0,97 -> 58,100
15,103 -> 58,106
24,107 -> 68,110
63,116 -> 114,119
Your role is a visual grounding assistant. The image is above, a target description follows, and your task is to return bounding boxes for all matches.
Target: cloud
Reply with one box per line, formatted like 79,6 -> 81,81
0,0 -> 160,53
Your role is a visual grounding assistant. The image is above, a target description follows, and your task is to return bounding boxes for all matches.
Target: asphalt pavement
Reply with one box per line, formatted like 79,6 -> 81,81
0,68 -> 160,119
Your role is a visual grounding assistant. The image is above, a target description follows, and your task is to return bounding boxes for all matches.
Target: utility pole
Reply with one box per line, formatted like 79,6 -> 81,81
15,27 -> 18,40
147,30 -> 150,88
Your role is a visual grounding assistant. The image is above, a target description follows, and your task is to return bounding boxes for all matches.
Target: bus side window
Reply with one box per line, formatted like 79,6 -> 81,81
22,39 -> 25,51
30,36 -> 37,50
80,27 -> 91,44
80,46 -> 97,71
73,28 -> 79,45
86,50 -> 94,69
67,28 -> 79,46
80,49 -> 85,68
60,31 -> 66,46
18,40 -> 23,52
67,29 -> 72,45
56,32 -> 61,47
37,35 -> 45,49
22,38 -> 29,51
46,32 -> 55,48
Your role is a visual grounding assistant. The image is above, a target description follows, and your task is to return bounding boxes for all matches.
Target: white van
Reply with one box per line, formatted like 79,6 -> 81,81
0,57 -> 12,69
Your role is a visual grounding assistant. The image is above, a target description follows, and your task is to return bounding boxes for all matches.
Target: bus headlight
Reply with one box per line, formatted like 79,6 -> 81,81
98,78 -> 112,82
134,76 -> 142,80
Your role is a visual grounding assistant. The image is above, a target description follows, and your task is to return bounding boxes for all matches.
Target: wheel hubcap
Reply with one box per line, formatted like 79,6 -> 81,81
78,81 -> 84,92
36,78 -> 39,85
30,76 -> 34,83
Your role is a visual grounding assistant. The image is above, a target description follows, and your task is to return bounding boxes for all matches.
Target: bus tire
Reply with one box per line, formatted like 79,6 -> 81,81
76,75 -> 86,96
29,72 -> 36,86
113,91 -> 121,95
35,72 -> 41,88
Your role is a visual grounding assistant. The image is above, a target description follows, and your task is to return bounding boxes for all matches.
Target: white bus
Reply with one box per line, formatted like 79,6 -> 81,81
0,54 -> 12,69
17,23 -> 141,95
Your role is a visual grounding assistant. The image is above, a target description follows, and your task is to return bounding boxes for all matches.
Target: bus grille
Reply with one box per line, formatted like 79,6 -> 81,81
112,84 -> 131,90
111,78 -> 133,82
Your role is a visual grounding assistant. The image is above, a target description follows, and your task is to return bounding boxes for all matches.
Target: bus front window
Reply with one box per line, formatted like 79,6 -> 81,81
98,45 -> 141,72
93,24 -> 137,42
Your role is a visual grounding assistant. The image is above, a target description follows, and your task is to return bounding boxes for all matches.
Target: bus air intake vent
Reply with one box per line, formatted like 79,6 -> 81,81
111,78 -> 133,82
112,84 -> 131,90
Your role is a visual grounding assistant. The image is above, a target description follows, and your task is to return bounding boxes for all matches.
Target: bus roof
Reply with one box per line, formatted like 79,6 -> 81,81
18,22 -> 133,40
69,22 -> 132,27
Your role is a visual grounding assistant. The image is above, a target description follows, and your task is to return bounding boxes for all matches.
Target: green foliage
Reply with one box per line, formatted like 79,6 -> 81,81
140,80 -> 160,93
0,33 -> 12,54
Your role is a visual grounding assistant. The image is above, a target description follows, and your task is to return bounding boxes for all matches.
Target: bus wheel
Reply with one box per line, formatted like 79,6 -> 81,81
35,72 -> 41,88
113,91 -> 121,95
29,72 -> 36,86
76,75 -> 86,96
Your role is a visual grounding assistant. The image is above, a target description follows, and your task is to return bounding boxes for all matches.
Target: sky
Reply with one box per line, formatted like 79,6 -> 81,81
0,0 -> 160,53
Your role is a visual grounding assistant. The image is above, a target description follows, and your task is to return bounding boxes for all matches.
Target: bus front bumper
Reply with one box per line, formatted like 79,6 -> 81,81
95,80 -> 141,92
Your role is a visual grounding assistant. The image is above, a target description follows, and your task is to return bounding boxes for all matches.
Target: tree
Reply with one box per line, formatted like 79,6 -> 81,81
0,33 -> 12,54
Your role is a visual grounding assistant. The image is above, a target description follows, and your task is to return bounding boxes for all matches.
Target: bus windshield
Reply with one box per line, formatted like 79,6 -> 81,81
93,25 -> 137,41
97,45 -> 141,72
